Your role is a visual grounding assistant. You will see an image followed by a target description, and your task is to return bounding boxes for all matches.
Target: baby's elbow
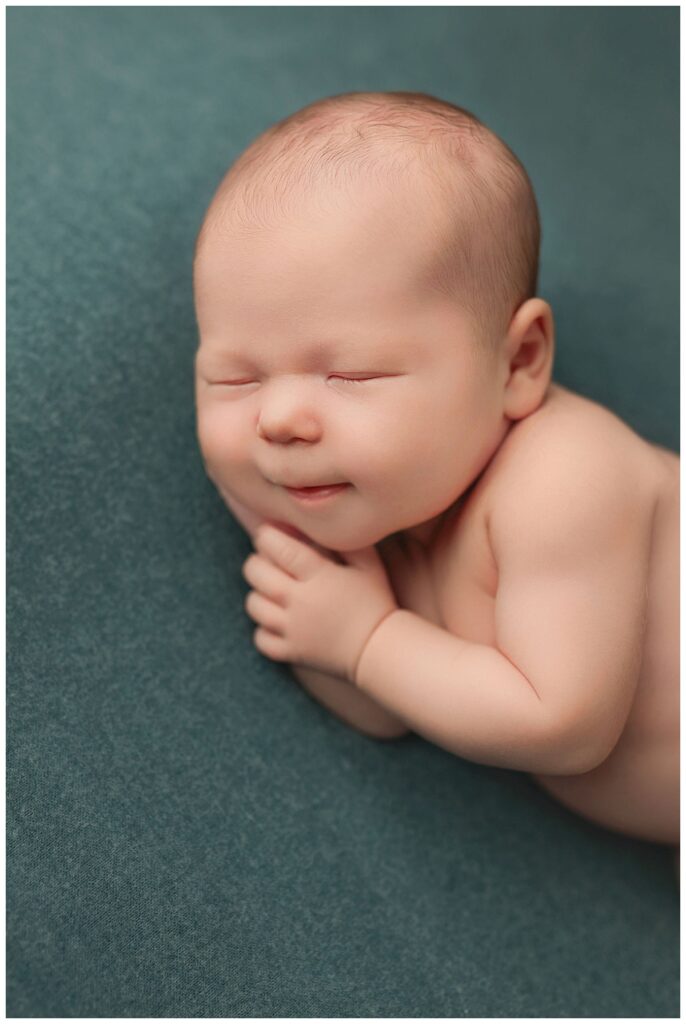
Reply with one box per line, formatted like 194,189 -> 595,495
541,705 -> 623,776
561,737 -> 616,775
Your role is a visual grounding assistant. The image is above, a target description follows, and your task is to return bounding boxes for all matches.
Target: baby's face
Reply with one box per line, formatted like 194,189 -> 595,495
194,180 -> 509,551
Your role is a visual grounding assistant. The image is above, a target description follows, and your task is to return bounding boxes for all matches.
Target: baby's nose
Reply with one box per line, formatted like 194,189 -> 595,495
256,383 -> 323,444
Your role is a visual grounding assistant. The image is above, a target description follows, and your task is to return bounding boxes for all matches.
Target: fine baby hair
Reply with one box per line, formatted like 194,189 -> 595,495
194,90 -> 541,353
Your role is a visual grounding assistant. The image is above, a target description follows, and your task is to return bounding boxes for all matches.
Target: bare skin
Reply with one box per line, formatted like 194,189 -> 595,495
279,384 -> 679,853
193,174 -> 679,868
378,384 -> 680,848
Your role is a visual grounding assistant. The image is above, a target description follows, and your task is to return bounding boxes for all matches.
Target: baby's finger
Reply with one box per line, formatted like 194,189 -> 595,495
253,627 -> 292,662
244,591 -> 287,635
254,524 -> 324,580
242,553 -> 290,605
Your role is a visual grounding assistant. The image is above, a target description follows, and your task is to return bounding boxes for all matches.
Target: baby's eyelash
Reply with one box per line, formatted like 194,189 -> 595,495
209,374 -> 391,387
329,375 -> 384,384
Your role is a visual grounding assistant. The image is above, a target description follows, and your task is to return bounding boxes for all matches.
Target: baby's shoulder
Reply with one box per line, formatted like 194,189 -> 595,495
485,384 -> 661,551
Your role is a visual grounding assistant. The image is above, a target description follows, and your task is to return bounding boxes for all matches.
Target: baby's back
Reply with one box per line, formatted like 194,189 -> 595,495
387,382 -> 679,844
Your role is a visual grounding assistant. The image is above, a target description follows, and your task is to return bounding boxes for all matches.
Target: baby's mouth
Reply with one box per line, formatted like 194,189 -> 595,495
283,482 -> 351,502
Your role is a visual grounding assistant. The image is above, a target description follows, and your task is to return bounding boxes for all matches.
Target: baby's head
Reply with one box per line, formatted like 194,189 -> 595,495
193,91 -> 554,551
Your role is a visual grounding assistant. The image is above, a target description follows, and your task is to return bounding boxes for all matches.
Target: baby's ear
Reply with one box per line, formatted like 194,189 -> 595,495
502,298 -> 555,420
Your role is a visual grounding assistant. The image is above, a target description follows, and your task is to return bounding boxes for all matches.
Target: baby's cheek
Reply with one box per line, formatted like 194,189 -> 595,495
196,407 -> 247,479
356,424 -> 414,483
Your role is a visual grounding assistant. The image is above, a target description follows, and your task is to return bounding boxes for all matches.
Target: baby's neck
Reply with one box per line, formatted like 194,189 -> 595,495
401,489 -> 469,549
402,517 -> 443,548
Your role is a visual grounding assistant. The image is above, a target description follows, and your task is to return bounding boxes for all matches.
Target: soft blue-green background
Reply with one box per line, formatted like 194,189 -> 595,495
8,7 -> 679,1017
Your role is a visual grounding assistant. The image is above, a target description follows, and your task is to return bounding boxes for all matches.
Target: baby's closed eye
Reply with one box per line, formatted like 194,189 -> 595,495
328,374 -> 386,384
205,372 -> 403,389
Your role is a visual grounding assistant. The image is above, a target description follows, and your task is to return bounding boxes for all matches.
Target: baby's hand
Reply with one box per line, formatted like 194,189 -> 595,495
241,524 -> 399,683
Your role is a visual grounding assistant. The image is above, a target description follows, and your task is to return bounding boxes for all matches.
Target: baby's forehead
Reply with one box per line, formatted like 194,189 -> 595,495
196,100 -> 536,359
196,199 -> 484,351
197,284 -> 477,376
199,187 -> 462,312
203,151 -> 462,252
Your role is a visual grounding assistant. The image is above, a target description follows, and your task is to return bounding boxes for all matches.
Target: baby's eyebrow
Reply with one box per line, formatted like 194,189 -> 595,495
197,335 -> 394,369
196,346 -> 272,377
197,348 -> 256,367
299,338 -> 384,364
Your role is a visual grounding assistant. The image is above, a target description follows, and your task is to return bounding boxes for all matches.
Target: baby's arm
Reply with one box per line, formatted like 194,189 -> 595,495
291,663 -> 410,739
220,487 -> 410,739
355,439 -> 651,774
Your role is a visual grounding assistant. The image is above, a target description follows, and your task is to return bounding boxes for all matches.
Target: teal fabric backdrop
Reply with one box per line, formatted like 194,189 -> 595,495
7,6 -> 679,1017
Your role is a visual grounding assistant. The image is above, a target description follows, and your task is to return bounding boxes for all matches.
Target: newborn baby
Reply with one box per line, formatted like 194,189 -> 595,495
193,91 -> 679,856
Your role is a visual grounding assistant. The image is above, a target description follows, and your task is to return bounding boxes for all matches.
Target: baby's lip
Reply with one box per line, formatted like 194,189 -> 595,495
285,482 -> 348,490
272,477 -> 348,488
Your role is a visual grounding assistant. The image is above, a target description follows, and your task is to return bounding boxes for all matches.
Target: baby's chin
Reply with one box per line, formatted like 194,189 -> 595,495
260,493 -> 431,552
263,519 -> 312,543
267,517 -> 396,554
